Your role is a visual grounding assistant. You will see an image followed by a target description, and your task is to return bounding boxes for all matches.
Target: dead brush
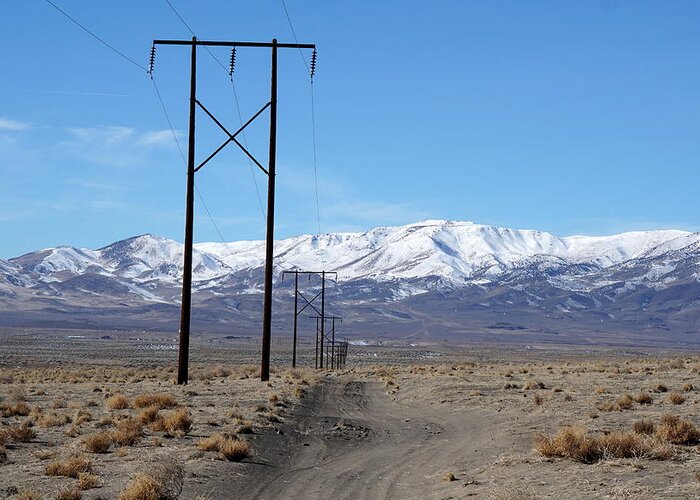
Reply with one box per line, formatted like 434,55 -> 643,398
0,401 -> 31,417
76,472 -> 101,490
110,418 -> 143,446
522,380 -> 545,390
45,453 -> 92,478
137,406 -> 161,425
633,420 -> 656,435
2,422 -> 36,443
105,394 -> 130,410
197,433 -> 251,461
634,393 -> 653,405
82,431 -> 112,453
132,393 -> 177,409
37,411 -> 71,428
55,488 -> 82,500
150,407 -> 192,436
668,392 -> 686,405
534,426 -> 668,463
655,415 -> 700,444
119,456 -> 184,500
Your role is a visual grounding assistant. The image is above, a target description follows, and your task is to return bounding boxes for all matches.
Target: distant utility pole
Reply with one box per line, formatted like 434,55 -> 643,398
282,270 -> 337,367
310,315 -> 342,369
151,37 -> 316,384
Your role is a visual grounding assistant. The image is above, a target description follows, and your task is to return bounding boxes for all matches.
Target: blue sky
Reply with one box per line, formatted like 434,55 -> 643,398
1,1 -> 700,258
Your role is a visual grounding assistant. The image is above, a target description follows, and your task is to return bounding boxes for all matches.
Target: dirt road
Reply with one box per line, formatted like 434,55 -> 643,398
216,377 -> 513,500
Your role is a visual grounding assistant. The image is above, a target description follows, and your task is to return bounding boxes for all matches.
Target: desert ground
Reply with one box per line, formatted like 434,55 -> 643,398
1,331 -> 700,499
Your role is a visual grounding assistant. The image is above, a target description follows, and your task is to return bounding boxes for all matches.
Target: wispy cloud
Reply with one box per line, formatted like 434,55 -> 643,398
0,118 -> 29,131
139,129 -> 183,147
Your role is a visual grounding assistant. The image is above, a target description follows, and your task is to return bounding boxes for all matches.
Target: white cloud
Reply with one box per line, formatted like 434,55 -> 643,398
139,129 -> 182,147
0,118 -> 29,131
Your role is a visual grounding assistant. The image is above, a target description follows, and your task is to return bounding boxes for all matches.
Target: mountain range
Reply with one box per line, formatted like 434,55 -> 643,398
2,220 -> 700,347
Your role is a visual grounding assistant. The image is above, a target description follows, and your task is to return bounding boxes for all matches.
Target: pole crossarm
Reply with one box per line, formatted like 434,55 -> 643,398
154,39 -> 315,49
194,99 -> 271,174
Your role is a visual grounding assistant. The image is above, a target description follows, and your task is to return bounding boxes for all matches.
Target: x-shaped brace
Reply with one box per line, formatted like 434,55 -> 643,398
194,99 -> 271,175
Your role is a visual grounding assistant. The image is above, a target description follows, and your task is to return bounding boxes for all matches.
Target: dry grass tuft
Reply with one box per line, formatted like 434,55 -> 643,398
633,420 -> 656,435
219,438 -> 251,461
119,456 -> 183,500
137,406 -> 160,425
655,415 -> 699,445
158,408 -> 193,436
14,490 -> 43,500
197,432 -> 251,461
45,453 -> 92,478
523,380 -> 545,390
534,426 -> 668,463
105,394 -> 130,410
82,431 -> 112,453
634,393 -> 653,405
2,422 -> 36,443
668,392 -> 686,405
76,472 -> 101,490
55,488 -> 82,500
132,393 -> 177,410
110,418 -> 143,446
119,473 -> 162,500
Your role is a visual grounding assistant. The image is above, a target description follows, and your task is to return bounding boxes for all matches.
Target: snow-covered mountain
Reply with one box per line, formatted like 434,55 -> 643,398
2,220 -> 700,346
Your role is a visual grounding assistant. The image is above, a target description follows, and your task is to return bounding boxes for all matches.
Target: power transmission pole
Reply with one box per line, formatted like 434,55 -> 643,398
282,270 -> 337,368
151,37 -> 316,384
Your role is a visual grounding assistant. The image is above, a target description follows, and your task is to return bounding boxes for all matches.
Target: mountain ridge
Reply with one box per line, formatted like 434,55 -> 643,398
2,220 -> 699,346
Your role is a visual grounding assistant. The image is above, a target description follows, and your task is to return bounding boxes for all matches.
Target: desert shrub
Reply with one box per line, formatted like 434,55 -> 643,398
119,457 -> 183,500
196,433 -> 251,461
594,387 -> 608,394
634,393 -> 653,405
82,432 -> 112,453
655,415 -> 699,445
55,488 -> 82,500
37,412 -> 71,428
155,408 -> 192,436
617,394 -> 635,410
119,474 -> 162,500
653,383 -> 668,393
442,472 -> 456,482
534,426 -> 667,463
683,383 -> 694,392
15,491 -> 43,500
2,422 -> 36,443
137,406 -> 160,425
668,392 -> 686,405
523,380 -> 545,390
633,420 -> 656,435
132,393 -> 177,410
45,454 -> 92,478
76,472 -> 100,490
111,419 -> 142,446
105,394 -> 129,410
218,438 -> 251,461
0,401 -> 31,417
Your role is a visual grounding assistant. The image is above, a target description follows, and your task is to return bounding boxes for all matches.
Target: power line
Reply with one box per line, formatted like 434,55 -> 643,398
280,0 -> 322,237
43,0 -> 147,72
151,76 -> 238,261
162,0 -> 266,222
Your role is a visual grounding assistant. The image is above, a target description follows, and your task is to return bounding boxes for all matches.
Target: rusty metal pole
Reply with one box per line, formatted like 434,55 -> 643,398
177,36 -> 197,385
260,39 -> 278,382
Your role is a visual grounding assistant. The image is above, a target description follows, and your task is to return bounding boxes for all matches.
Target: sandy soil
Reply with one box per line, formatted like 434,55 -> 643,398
1,334 -> 700,499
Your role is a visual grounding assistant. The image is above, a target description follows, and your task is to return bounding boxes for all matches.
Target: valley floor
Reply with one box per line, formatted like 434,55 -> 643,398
1,333 -> 700,498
